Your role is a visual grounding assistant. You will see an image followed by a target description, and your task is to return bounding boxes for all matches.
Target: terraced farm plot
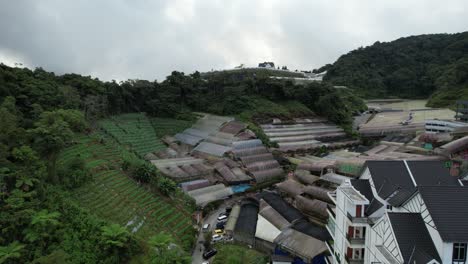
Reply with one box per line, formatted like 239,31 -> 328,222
150,117 -> 195,138
99,113 -> 166,157
58,135 -> 195,243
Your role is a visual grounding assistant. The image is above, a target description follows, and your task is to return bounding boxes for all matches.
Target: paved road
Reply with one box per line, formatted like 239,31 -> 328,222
191,196 -> 245,264
191,205 -> 227,264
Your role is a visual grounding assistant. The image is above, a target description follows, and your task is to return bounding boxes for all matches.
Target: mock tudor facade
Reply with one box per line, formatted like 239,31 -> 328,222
326,160 -> 467,264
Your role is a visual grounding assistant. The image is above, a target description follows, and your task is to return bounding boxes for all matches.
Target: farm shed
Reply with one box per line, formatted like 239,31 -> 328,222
295,170 -> 320,185
246,160 -> 280,171
234,199 -> 259,246
214,162 -> 251,184
180,179 -> 211,192
206,131 -> 239,146
251,168 -> 283,183
435,135 -> 468,156
255,214 -> 281,243
274,228 -> 327,262
302,185 -> 333,203
174,133 -> 204,146
187,184 -> 225,197
240,153 -> 275,165
233,147 -> 268,158
276,180 -> 305,197
237,129 -> 256,140
292,219 -> 332,241
319,171 -> 350,185
151,157 -> 212,182
258,192 -> 304,223
297,160 -> 337,173
224,204 -> 241,236
232,139 -> 263,150
294,195 -> 328,219
259,199 -> 291,230
188,184 -> 233,206
220,121 -> 246,135
192,142 -> 231,157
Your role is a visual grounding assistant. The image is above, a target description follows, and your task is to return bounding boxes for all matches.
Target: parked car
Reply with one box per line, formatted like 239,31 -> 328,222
203,249 -> 217,259
216,222 -> 225,229
202,223 -> 210,232
217,215 -> 228,222
212,234 -> 223,242
214,229 -> 224,235
225,207 -> 232,213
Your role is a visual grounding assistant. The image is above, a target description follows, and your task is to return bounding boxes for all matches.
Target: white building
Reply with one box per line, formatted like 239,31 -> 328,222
326,160 -> 467,264
425,119 -> 468,134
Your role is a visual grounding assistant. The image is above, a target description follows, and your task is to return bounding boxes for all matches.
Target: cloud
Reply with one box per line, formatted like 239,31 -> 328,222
0,0 -> 467,81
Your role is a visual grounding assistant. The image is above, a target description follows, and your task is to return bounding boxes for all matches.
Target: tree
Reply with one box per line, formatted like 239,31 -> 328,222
0,241 -> 24,264
149,232 -> 173,253
100,223 -> 133,262
157,177 -> 177,196
29,111 -> 74,183
203,232 -> 212,250
23,210 -> 61,254
100,224 -> 131,249
148,233 -> 190,264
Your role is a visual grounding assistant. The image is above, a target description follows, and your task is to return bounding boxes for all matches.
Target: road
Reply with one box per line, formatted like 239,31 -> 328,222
191,205 -> 227,264
191,196 -> 245,264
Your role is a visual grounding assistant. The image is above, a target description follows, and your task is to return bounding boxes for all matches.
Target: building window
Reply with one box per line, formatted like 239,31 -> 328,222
386,205 -> 393,210
453,243 -> 467,261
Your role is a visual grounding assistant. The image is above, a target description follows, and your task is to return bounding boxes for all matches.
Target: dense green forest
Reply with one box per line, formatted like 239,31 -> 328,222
319,31 -> 468,107
0,63 -> 364,263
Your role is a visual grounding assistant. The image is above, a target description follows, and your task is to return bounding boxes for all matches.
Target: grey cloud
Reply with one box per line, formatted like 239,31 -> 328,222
1,0 -> 468,81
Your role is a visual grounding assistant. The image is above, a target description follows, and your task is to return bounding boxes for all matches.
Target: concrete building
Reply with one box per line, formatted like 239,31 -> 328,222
326,160 -> 467,264
425,119 -> 468,133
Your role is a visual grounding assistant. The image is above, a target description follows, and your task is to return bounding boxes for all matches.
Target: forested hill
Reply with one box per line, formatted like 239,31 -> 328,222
0,63 -> 365,128
319,31 -> 468,107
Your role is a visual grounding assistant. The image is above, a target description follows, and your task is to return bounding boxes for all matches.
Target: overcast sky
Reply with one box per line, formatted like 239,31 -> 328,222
1,0 -> 467,81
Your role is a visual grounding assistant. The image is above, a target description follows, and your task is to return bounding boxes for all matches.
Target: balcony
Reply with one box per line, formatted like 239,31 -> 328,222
346,234 -> 365,245
326,218 -> 336,237
347,212 -> 368,224
327,204 -> 336,219
325,240 -> 334,254
345,256 -> 364,264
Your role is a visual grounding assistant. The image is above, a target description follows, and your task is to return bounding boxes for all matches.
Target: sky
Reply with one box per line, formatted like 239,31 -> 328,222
0,0 -> 467,81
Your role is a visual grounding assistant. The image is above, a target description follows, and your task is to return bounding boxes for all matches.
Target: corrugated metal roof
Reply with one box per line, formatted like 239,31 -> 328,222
192,142 -> 231,157
225,204 -> 241,232
274,228 -> 327,262
232,139 -> 263,150
174,133 -> 204,146
255,214 -> 281,243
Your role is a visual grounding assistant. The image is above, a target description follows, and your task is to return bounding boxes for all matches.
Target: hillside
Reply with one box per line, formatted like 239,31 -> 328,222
320,32 -> 468,107
57,133 -> 196,246
0,62 -> 364,263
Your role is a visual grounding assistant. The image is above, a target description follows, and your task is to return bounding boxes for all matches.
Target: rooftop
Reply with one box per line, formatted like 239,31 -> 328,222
418,186 -> 468,242
388,213 -> 441,263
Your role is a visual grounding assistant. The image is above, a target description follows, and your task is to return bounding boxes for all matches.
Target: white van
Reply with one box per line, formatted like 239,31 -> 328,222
202,224 -> 210,232
217,215 -> 228,222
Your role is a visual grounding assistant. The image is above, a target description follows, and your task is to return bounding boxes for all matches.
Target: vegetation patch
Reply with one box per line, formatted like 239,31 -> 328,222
57,134 -> 196,247
212,244 -> 268,264
99,113 -> 166,157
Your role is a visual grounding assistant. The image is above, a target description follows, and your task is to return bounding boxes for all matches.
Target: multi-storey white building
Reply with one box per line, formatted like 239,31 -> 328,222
326,160 -> 467,264
425,119 -> 468,134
